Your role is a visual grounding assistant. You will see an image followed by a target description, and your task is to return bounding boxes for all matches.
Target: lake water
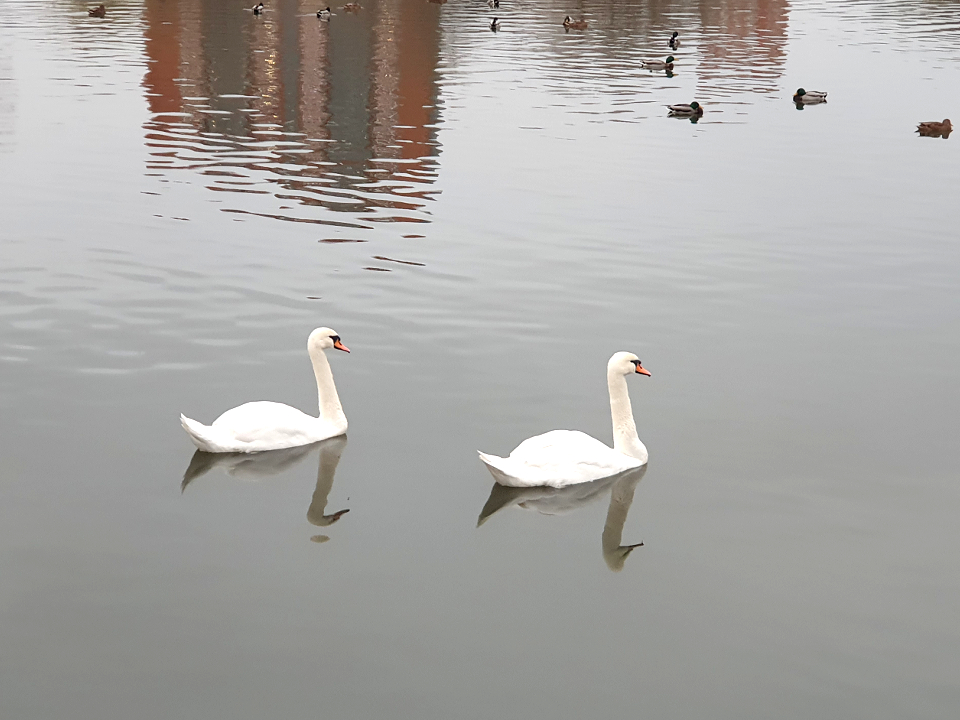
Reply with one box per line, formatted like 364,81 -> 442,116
2,0 -> 959,717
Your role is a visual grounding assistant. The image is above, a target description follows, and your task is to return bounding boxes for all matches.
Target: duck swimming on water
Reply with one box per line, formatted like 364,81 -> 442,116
793,88 -> 827,104
88,4 -> 106,17
642,55 -> 675,71
917,119 -> 952,137
667,101 -> 703,117
563,16 -> 588,30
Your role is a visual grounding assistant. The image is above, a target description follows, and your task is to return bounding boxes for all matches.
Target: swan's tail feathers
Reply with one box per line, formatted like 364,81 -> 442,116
477,451 -> 506,471
180,414 -> 224,453
478,450 -> 520,486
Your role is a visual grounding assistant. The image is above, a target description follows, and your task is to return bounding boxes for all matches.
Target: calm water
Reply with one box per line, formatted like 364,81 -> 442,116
2,0 -> 960,717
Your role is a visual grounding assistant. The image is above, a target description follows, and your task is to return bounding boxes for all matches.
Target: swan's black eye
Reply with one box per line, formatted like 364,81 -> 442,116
331,335 -> 340,343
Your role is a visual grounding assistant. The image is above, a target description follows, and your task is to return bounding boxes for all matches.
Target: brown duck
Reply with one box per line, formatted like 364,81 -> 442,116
917,119 -> 952,137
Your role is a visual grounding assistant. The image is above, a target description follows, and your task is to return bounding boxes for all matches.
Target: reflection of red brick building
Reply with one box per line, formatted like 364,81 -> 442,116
695,0 -> 790,95
298,0 -> 331,140
142,0 -> 183,115
141,0 -> 441,162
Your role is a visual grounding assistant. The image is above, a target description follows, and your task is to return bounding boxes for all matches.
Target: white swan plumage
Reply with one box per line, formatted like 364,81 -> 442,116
478,352 -> 650,488
180,327 -> 350,453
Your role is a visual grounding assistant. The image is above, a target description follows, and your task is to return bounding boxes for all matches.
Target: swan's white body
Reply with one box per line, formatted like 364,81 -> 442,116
180,328 -> 349,453
479,352 -> 650,488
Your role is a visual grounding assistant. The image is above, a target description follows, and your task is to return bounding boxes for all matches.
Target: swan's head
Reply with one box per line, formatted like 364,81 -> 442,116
608,351 -> 650,377
308,327 -> 350,354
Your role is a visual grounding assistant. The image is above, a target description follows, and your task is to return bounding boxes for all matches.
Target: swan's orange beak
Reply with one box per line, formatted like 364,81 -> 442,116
635,363 -> 651,376
334,339 -> 350,353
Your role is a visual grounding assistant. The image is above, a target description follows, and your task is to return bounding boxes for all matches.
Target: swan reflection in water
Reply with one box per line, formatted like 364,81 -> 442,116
477,466 -> 647,571
181,435 -> 350,543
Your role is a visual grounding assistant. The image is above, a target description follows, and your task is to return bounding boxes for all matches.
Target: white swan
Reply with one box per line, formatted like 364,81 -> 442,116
180,327 -> 350,453
478,351 -> 650,488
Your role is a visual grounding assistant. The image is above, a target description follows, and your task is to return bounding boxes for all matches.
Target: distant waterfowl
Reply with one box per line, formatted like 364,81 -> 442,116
317,6 -> 331,18
180,327 -> 350,454
642,55 -> 675,71
490,17 -> 501,30
917,119 -> 952,137
478,352 -> 651,488
252,2 -> 264,14
487,0 -> 499,7
341,2 -> 361,12
669,31 -> 680,48
668,101 -> 703,117
793,88 -> 827,104
563,16 -> 588,30
88,4 -> 106,17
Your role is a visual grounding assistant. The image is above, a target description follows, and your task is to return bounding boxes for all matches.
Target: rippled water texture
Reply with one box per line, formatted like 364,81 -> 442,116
2,0 -> 959,718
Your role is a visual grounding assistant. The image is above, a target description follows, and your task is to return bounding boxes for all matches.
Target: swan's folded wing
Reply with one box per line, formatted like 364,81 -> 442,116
479,430 -> 642,488
211,401 -> 328,449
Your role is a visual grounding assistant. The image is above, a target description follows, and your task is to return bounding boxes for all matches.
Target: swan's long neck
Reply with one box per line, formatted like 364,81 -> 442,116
311,349 -> 346,427
608,368 -> 648,462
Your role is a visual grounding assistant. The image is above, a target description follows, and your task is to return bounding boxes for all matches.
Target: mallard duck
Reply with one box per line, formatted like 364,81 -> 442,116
668,101 -> 703,117
317,6 -> 331,18
487,0 -> 499,6
563,16 -> 588,30
341,2 -> 361,12
252,2 -> 264,14
917,119 -> 952,137
793,88 -> 827,104
669,31 -> 680,48
642,56 -> 675,71
490,17 -> 501,30
88,4 -> 106,17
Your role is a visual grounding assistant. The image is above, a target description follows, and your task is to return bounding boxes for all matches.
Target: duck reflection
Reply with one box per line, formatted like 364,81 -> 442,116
181,435 -> 350,542
477,466 -> 647,572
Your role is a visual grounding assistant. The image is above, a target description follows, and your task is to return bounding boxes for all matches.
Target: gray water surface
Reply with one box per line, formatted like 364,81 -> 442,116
2,0 -> 959,717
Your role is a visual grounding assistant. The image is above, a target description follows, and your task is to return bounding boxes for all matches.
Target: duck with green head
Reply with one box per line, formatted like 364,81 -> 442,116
642,55 -> 675,71
667,101 -> 702,117
793,88 -> 827,104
